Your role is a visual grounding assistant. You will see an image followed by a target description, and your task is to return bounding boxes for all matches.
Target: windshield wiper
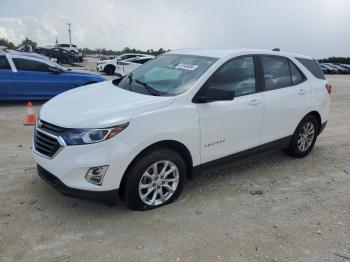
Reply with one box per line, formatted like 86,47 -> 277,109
135,79 -> 160,96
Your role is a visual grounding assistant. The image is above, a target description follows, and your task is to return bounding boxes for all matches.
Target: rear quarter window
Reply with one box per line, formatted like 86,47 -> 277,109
296,58 -> 325,80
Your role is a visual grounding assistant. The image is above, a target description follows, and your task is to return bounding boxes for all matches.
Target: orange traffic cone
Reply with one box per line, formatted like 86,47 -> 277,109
24,102 -> 36,125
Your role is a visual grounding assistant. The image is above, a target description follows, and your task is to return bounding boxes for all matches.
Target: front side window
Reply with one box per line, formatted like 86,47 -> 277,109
204,56 -> 256,97
261,56 -> 291,90
115,54 -> 217,96
13,58 -> 50,72
0,56 -> 11,70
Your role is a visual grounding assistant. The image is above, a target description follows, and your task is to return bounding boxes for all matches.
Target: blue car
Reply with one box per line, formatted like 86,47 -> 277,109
0,51 -> 107,101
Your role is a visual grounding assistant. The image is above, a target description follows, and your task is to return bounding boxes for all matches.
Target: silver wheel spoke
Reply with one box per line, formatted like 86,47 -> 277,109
142,188 -> 156,200
158,188 -> 165,201
159,161 -> 169,175
162,184 -> 175,193
163,177 -> 179,183
150,189 -> 158,205
140,183 -> 154,189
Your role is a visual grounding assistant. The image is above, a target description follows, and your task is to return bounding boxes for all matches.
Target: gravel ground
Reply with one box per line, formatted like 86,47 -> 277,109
0,75 -> 349,262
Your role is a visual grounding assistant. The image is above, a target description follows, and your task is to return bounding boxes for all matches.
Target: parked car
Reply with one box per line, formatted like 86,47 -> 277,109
340,64 -> 350,70
37,47 -> 79,65
332,64 -> 350,74
0,51 -> 106,101
325,63 -> 349,74
33,49 -> 331,210
114,55 -> 155,77
320,64 -> 338,74
96,53 -> 148,75
57,43 -> 79,54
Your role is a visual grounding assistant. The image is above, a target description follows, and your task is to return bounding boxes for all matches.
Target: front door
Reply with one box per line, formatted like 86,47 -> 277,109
0,55 -> 19,100
12,57 -> 74,99
196,56 -> 265,164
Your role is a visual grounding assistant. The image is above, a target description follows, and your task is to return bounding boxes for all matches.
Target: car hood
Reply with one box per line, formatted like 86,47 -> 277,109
40,81 -> 175,128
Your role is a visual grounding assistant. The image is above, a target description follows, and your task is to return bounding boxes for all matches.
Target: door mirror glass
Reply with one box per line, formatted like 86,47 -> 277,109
196,88 -> 235,103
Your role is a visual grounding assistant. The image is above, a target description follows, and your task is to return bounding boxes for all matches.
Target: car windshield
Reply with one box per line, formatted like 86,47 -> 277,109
114,54 -> 218,96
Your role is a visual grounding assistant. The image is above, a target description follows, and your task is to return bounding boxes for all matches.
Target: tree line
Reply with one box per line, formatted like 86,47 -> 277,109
0,37 -> 168,56
1,37 -> 348,61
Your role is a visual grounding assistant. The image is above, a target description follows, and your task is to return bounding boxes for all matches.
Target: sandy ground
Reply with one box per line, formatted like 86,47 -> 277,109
0,74 -> 349,262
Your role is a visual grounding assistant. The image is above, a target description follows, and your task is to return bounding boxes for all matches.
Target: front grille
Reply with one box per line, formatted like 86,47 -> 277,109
38,120 -> 67,135
34,129 -> 61,157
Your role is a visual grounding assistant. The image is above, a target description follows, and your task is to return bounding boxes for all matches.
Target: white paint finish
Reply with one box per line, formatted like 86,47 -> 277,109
197,93 -> 265,163
33,49 -> 330,192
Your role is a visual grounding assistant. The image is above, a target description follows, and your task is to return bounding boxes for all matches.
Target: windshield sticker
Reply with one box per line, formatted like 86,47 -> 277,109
175,63 -> 199,71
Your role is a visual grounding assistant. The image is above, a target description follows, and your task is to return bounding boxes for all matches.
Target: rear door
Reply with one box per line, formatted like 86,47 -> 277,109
0,54 -> 20,100
12,57 -> 75,99
259,55 -> 311,144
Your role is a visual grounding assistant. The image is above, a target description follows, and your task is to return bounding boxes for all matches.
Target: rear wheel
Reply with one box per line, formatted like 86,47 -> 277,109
104,65 -> 115,75
285,115 -> 319,158
123,148 -> 186,210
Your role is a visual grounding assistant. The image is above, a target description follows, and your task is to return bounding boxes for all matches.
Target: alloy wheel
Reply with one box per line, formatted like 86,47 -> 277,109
297,122 -> 315,152
138,160 -> 179,206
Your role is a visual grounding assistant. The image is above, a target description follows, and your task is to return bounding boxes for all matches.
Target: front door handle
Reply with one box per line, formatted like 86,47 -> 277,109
248,99 -> 262,106
298,88 -> 306,95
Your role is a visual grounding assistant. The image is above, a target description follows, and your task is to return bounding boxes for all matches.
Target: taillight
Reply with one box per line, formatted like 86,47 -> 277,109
118,61 -> 129,65
326,83 -> 333,94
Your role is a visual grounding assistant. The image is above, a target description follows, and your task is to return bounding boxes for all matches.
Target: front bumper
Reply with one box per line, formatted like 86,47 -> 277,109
37,165 -> 118,205
96,65 -> 105,72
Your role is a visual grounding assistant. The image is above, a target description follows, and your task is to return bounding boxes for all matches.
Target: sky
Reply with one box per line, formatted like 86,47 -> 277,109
0,0 -> 349,58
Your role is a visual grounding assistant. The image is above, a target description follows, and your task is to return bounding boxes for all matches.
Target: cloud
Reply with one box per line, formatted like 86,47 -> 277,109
0,0 -> 349,57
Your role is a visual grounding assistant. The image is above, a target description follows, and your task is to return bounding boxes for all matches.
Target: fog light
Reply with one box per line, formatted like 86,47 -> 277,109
85,166 -> 109,185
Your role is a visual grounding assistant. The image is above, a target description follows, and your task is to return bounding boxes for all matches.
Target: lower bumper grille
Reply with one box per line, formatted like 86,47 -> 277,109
34,129 -> 60,157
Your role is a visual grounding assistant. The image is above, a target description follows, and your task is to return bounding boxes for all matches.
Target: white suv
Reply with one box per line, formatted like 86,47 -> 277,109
96,53 -> 147,75
56,44 -> 79,54
33,49 -> 331,210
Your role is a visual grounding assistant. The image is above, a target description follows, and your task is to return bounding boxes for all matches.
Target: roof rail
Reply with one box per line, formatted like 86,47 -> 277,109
272,48 -> 280,52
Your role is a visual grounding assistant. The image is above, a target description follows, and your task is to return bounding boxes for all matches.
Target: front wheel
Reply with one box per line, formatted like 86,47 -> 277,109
123,148 -> 186,210
285,115 -> 319,158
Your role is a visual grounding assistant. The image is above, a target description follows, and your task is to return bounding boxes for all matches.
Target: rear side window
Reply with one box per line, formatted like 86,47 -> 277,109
0,56 -> 11,70
13,58 -> 50,72
296,58 -> 325,80
289,61 -> 304,85
261,56 -> 291,90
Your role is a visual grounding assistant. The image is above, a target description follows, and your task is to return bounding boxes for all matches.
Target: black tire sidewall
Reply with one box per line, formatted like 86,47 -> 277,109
288,115 -> 319,157
105,65 -> 115,75
123,148 -> 186,211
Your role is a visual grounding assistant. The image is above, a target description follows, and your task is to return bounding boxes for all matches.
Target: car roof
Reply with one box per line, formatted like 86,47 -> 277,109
168,48 -> 313,60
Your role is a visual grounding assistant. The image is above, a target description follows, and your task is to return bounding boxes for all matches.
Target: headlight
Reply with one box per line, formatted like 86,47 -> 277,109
61,124 -> 128,145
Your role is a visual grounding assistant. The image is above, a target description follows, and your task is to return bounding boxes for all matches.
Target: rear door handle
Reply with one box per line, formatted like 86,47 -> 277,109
298,88 -> 306,95
248,99 -> 262,106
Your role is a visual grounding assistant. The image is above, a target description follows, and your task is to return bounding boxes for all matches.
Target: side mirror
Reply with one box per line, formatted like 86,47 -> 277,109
194,88 -> 235,103
48,66 -> 62,74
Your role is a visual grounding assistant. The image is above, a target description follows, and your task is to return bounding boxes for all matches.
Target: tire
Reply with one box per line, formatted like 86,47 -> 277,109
285,115 -> 319,158
123,148 -> 186,211
104,65 -> 115,75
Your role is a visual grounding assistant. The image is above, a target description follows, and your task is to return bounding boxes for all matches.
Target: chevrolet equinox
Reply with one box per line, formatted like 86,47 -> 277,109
33,49 -> 331,210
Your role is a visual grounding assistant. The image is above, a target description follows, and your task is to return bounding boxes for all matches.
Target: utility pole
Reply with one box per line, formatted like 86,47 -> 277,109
68,23 -> 72,45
